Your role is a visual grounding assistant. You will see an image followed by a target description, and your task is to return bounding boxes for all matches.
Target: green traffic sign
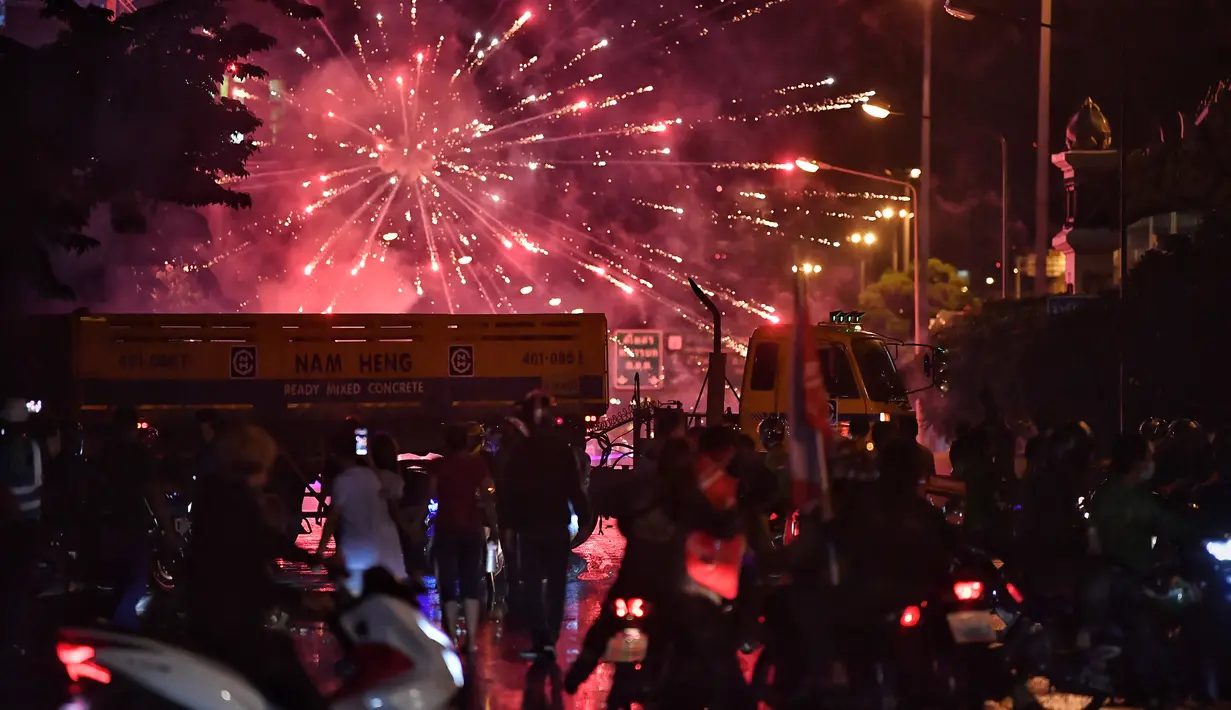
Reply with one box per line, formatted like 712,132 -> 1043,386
613,329 -> 664,390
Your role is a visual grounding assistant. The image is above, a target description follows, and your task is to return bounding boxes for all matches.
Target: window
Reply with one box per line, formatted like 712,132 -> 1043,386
818,345 -> 860,399
748,342 -> 779,391
852,338 -> 907,402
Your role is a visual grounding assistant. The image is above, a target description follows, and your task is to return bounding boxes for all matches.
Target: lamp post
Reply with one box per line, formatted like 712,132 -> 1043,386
795,158 -> 923,345
944,0 -> 1052,297
862,103 -> 1006,300
1000,135 -> 1008,299
849,232 -> 877,293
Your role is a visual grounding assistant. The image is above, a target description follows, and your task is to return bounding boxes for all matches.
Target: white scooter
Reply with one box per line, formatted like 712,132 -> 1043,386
57,580 -> 464,710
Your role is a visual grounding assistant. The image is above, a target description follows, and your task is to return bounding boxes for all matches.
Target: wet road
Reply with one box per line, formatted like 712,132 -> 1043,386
285,515 -> 633,709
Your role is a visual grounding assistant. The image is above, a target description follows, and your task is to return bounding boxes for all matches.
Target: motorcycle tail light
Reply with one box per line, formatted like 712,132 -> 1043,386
899,606 -> 921,627
953,581 -> 984,601
1005,582 -> 1024,604
57,643 -> 111,684
615,598 -> 647,619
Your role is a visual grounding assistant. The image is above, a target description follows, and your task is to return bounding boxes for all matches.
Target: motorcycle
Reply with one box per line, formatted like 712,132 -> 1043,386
56,573 -> 464,710
602,596 -> 654,710
755,545 -> 1022,709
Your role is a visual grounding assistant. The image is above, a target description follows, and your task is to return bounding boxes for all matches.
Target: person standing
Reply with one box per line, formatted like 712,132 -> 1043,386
97,406 -> 175,629
502,392 -> 590,659
184,424 -> 329,709
423,425 -> 497,652
369,432 -> 425,575
316,426 -> 407,596
0,398 -> 42,694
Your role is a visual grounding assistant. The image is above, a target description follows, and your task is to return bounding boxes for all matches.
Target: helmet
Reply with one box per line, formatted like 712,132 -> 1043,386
464,422 -> 486,454
1168,418 -> 1202,438
758,416 -> 786,449
1139,417 -> 1168,440
518,389 -> 555,426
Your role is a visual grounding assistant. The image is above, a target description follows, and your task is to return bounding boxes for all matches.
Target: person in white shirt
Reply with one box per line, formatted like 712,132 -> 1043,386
316,427 -> 407,596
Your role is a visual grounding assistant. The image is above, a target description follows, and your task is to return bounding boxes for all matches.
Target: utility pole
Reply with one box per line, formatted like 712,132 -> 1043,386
1001,136 -> 1009,299
917,0 -> 933,348
1033,0 -> 1053,295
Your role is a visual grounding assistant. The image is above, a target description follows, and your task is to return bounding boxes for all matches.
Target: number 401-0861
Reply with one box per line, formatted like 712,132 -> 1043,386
522,351 -> 580,366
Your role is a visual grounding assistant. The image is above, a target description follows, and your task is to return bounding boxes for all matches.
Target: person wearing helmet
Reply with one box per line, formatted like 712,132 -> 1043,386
501,390 -> 590,659
1138,417 -> 1168,443
185,424 -> 330,710
1156,419 -> 1213,499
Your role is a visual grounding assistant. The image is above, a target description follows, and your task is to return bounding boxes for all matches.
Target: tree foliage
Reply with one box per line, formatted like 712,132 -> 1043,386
0,0 -> 320,303
858,258 -> 977,341
920,216 -> 1231,440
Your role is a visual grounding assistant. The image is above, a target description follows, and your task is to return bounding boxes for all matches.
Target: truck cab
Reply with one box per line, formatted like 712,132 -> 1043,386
738,312 -> 917,445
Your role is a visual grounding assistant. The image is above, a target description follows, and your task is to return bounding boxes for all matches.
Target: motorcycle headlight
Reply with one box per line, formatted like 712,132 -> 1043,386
1205,539 -> 1231,562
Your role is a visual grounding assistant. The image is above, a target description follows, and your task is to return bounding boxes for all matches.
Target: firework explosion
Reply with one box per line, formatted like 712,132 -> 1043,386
211,0 -> 904,353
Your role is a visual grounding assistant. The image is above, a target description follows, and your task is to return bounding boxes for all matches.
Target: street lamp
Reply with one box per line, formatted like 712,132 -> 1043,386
944,0 -> 1052,298
850,232 -> 877,293
866,107 -> 1009,299
861,102 -> 893,119
795,158 -> 924,346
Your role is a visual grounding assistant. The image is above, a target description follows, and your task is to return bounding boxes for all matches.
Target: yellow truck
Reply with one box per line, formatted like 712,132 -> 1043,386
737,311 -> 923,442
14,312 -> 609,448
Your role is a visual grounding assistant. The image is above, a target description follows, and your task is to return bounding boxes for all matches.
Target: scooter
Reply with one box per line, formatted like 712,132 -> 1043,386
56,573 -> 465,710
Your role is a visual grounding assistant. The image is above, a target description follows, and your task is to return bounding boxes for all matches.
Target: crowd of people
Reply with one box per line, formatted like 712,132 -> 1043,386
4,384 -> 1230,707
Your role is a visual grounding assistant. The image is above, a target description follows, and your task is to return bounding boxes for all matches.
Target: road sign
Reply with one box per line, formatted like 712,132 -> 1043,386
1047,295 -> 1100,317
613,329 -> 664,390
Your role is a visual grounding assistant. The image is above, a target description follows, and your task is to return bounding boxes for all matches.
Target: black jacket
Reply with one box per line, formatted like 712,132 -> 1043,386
185,476 -> 316,634
501,426 -> 590,534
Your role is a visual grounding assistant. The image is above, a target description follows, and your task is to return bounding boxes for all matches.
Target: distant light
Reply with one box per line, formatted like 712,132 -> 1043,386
382,232 -> 398,241
910,168 -> 922,179
899,209 -> 909,218
520,286 -> 533,295
491,195 -> 501,203
986,277 -> 995,285
548,297 -> 562,306
458,256 -> 473,265
795,159 -> 820,173
571,308 -> 584,314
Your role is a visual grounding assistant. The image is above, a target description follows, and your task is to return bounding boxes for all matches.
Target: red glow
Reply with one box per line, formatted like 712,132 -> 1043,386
555,417 -> 564,425
1006,582 -> 1024,604
614,598 -> 646,619
899,606 -> 921,628
953,581 -> 984,601
57,643 -> 111,685
336,643 -> 415,699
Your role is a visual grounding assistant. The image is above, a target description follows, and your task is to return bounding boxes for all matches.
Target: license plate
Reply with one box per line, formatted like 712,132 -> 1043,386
174,518 -> 192,535
946,610 -> 998,644
604,628 -> 648,663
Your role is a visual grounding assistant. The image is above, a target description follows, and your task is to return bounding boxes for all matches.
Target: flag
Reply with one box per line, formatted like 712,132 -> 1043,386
788,274 -> 835,521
